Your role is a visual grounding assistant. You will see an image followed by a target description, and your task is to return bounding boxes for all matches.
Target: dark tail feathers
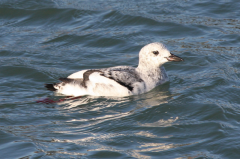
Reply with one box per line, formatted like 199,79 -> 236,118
45,84 -> 57,91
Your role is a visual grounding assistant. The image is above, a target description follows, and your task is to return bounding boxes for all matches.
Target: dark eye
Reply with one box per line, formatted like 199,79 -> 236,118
152,51 -> 159,55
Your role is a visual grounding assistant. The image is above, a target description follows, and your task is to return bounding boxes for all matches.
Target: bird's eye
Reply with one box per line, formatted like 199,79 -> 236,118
152,51 -> 159,55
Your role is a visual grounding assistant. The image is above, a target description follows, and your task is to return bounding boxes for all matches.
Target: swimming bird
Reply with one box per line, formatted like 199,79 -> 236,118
45,42 -> 183,97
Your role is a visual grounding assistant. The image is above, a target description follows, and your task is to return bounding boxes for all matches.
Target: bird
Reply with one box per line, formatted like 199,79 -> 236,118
45,42 -> 183,97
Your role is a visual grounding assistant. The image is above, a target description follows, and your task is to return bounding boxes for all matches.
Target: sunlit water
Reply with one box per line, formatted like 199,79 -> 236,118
1,0 -> 240,158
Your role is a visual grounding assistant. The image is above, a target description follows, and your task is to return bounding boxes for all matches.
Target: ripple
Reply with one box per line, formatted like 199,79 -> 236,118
1,0 -> 240,158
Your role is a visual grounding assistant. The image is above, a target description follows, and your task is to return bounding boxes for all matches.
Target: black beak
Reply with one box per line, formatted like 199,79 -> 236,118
166,53 -> 184,62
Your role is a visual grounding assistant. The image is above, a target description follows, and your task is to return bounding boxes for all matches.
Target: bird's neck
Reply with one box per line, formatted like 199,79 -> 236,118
136,65 -> 168,90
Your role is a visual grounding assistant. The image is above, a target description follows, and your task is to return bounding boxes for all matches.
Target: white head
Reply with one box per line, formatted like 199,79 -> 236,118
138,42 -> 183,69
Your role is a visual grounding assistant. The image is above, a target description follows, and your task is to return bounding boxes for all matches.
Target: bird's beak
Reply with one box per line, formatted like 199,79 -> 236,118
166,53 -> 184,62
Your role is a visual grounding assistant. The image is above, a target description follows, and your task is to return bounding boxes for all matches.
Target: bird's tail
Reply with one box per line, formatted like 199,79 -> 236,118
45,84 -> 57,91
45,78 -> 76,92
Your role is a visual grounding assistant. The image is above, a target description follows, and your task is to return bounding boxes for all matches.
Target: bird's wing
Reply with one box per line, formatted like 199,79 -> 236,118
67,70 -> 88,79
98,67 -> 145,91
67,67 -> 144,91
54,67 -> 145,96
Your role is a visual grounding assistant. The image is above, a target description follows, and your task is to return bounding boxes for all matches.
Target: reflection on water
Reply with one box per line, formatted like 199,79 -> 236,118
1,84 -> 178,158
1,0 -> 240,158
48,85 -> 182,158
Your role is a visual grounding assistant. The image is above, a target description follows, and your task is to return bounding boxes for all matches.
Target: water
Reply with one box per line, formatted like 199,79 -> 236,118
1,0 -> 240,158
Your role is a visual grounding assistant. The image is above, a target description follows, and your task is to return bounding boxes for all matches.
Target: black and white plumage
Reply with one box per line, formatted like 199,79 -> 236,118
45,42 -> 183,96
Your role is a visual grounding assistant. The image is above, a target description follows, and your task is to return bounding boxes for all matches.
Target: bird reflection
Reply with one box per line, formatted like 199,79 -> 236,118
35,83 -> 186,158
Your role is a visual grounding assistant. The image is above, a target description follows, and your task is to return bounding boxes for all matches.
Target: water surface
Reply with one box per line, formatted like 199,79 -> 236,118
1,0 -> 240,158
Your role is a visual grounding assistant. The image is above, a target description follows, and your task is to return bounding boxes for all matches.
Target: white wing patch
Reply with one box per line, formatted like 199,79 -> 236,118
87,72 -> 131,96
68,70 -> 88,79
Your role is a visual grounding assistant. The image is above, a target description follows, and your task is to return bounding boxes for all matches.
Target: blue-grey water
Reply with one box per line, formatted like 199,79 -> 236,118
1,0 -> 240,158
